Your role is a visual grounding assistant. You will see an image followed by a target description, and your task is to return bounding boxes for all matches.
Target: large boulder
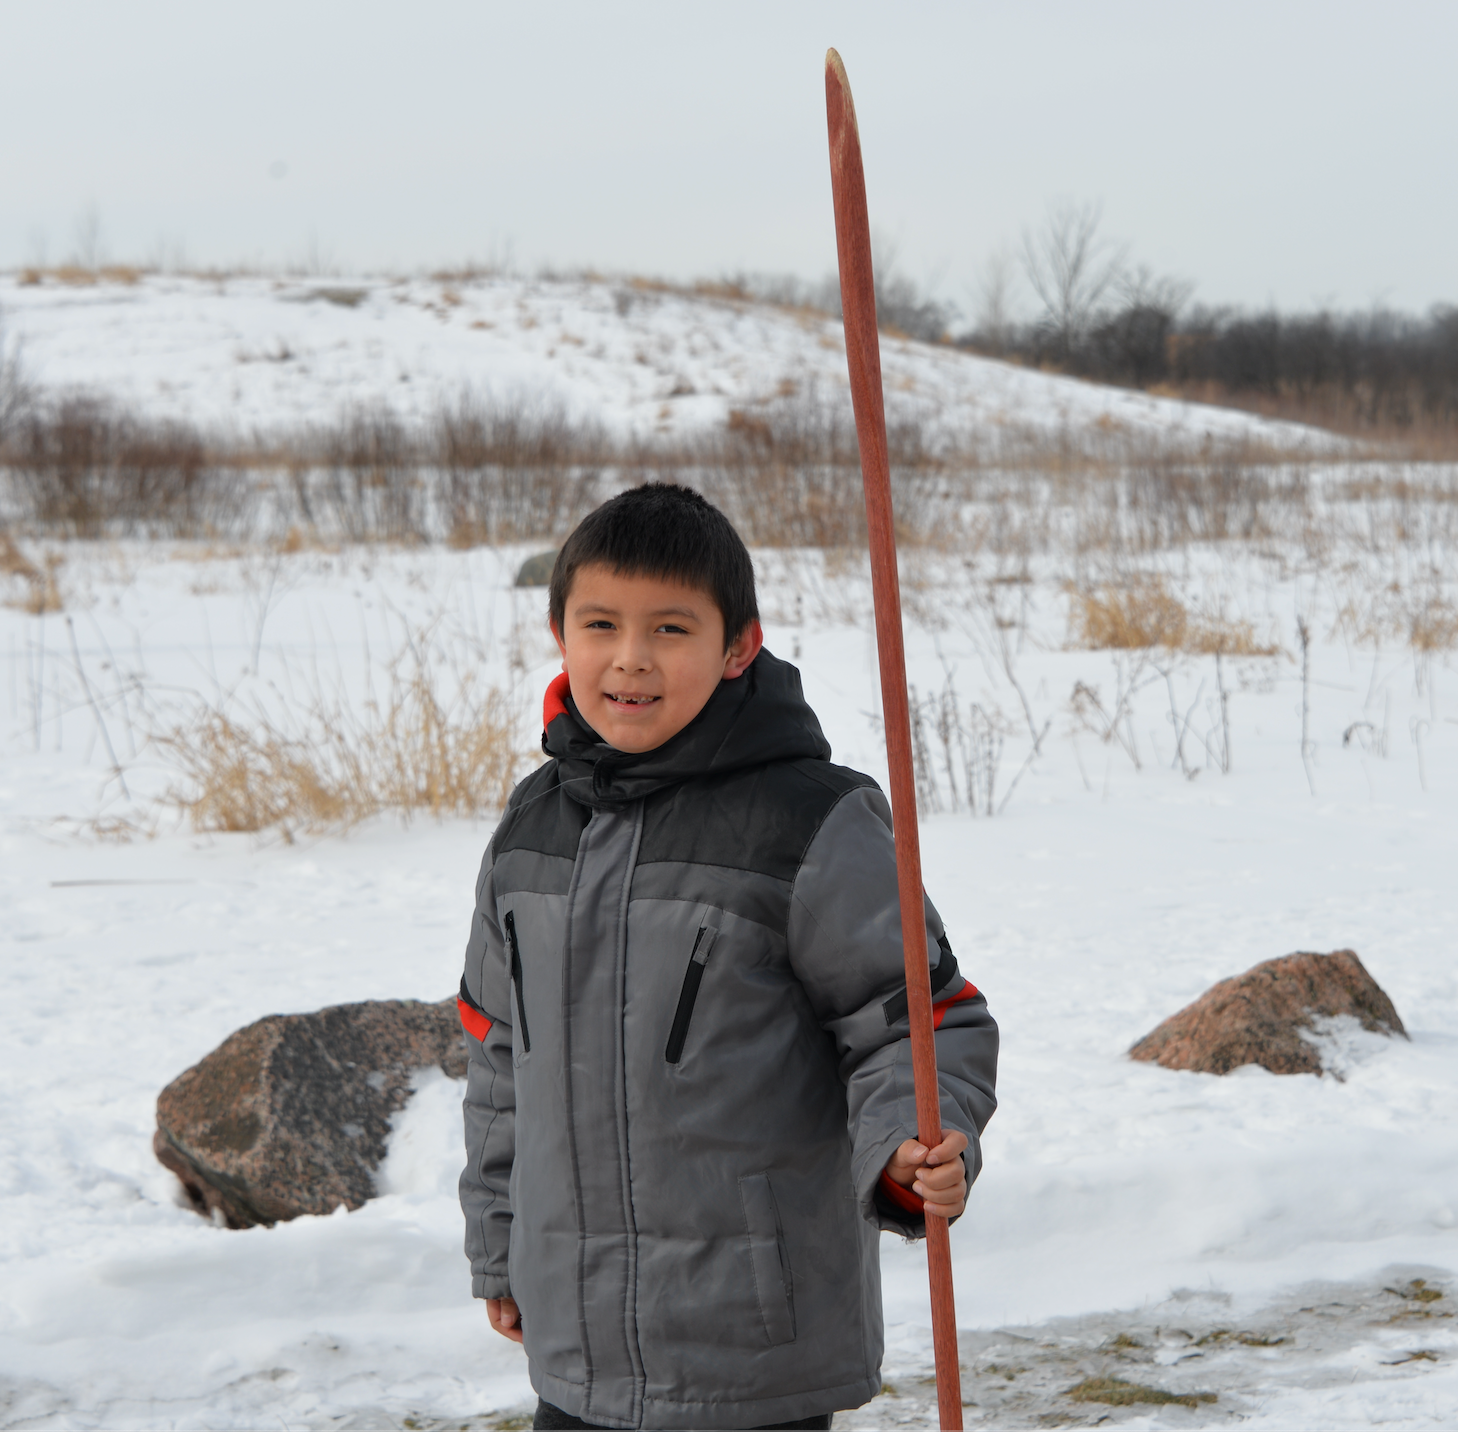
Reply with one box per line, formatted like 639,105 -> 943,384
1128,950 -> 1406,1077
514,549 -> 557,587
154,997 -> 466,1227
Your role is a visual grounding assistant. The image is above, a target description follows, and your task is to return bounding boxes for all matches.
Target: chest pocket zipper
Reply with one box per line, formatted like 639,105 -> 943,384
504,910 -> 531,1054
664,925 -> 719,1064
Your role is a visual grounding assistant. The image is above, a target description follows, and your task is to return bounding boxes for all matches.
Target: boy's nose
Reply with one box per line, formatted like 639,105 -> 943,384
613,640 -> 652,672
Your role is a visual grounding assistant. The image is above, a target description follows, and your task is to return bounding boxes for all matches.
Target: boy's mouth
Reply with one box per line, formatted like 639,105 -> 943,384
605,693 -> 661,708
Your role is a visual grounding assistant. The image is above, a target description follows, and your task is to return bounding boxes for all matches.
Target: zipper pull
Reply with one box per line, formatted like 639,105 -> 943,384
691,926 -> 718,966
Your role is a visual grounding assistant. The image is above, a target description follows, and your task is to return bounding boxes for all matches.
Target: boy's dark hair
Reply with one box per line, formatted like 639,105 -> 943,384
549,484 -> 758,647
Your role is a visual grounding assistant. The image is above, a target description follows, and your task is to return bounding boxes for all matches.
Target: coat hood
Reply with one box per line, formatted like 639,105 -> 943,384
542,648 -> 831,809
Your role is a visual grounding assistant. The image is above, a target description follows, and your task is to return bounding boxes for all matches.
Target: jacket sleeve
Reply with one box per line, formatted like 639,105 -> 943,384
459,845 -> 518,1299
785,784 -> 999,1238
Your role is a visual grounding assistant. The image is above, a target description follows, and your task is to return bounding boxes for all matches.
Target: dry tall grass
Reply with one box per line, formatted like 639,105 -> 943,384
0,531 -> 63,613
18,265 -> 144,288
3,377 -> 1458,581
1159,382 -> 1458,462
642,395 -> 965,549
156,634 -> 528,839
1073,577 -> 1190,650
1334,580 -> 1458,654
1071,577 -> 1283,656
437,394 -> 603,546
7,396 -> 227,539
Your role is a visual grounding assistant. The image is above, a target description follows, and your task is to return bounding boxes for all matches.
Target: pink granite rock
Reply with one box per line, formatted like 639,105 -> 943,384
155,997 -> 465,1227
1129,950 -> 1405,1077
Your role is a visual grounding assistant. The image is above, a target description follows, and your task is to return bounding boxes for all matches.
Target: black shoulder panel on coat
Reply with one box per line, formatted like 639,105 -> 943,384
490,761 -> 591,861
638,758 -> 878,883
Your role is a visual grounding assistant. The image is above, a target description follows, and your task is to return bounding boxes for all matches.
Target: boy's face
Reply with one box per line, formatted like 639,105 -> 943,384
552,564 -> 762,753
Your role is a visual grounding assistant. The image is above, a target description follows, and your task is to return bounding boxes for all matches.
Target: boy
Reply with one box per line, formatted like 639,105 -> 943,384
458,484 -> 997,1430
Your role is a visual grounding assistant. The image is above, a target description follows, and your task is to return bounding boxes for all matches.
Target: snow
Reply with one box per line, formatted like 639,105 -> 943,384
0,270 -> 1339,453
1,277 -> 1455,1427
2,538 -> 1455,1429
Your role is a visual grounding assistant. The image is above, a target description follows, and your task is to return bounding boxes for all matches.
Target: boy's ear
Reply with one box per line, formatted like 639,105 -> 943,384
722,619 -> 763,680
550,618 -> 567,664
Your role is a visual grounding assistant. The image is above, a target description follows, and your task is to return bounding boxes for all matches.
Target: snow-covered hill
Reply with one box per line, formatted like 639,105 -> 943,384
0,270 -> 1336,454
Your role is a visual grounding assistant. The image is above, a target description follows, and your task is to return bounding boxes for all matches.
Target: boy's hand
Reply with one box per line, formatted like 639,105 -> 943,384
486,1296 -> 524,1343
884,1130 -> 969,1218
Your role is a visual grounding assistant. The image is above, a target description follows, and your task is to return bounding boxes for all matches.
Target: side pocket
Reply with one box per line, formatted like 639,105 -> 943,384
503,909 -> 531,1054
739,1172 -> 796,1347
664,925 -> 718,1064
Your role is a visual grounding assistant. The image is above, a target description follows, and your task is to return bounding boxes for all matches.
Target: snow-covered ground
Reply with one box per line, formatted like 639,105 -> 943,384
2,537 -> 1456,1429
0,270 -> 1452,1426
0,270 -> 1339,454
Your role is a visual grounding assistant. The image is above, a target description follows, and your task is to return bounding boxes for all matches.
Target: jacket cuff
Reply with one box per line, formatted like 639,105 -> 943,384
472,1272 -> 512,1300
878,1168 -> 925,1215
873,1167 -> 927,1238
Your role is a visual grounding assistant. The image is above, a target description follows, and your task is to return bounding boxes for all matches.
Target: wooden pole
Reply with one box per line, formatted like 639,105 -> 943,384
824,48 -> 963,1430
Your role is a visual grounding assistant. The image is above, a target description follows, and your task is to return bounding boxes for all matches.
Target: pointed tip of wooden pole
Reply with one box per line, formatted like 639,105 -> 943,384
824,48 -> 859,139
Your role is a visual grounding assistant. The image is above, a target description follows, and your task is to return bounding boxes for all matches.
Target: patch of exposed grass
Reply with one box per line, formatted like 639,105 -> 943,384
1387,1279 -> 1445,1305
308,286 -> 368,308
1195,1328 -> 1289,1348
1065,1376 -> 1216,1408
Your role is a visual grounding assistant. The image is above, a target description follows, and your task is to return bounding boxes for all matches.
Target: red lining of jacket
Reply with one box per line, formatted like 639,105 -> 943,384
457,997 -> 493,1042
877,1170 -> 925,1214
934,981 -> 980,1030
543,672 -> 571,730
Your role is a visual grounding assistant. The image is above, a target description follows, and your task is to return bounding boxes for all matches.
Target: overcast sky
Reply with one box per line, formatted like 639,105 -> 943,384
3,1 -> 1454,320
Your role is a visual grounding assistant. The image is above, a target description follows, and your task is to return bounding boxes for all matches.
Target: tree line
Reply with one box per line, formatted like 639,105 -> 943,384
952,202 -> 1458,438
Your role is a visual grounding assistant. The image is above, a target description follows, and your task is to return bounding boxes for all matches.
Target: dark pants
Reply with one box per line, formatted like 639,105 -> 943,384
533,1399 -> 832,1430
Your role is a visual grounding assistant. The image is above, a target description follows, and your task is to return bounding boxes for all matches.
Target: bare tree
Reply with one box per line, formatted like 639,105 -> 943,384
1117,262 -> 1193,317
72,204 -> 105,272
869,232 -> 955,343
970,246 -> 1020,354
1087,262 -> 1195,385
1021,199 -> 1125,361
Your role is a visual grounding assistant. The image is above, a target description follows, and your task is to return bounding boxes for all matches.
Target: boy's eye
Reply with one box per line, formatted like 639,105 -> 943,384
585,620 -> 616,630
656,623 -> 690,635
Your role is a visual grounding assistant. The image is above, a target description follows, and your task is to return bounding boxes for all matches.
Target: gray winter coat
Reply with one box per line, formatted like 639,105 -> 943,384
458,651 -> 998,1429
